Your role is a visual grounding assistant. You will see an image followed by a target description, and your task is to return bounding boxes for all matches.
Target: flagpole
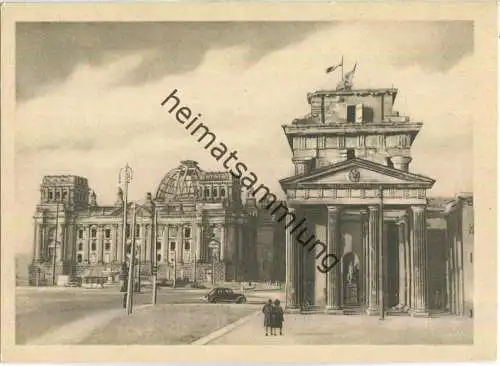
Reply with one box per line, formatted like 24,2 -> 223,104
341,56 -> 344,83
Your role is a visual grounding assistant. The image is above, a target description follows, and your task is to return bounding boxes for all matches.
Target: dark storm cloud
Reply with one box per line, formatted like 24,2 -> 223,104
16,22 -> 333,101
16,21 -> 473,102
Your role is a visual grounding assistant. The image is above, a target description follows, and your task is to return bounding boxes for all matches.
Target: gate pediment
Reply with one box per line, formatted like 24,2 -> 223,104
280,158 -> 435,189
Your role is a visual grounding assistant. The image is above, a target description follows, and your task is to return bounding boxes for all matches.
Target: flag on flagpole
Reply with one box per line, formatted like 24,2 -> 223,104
325,56 -> 343,74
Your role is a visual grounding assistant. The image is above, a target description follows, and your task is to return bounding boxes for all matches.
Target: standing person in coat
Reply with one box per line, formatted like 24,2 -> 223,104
262,299 -> 273,336
271,299 -> 284,336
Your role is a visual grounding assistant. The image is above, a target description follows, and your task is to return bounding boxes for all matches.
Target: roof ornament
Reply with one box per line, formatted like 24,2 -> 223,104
89,190 -> 97,207
325,56 -> 358,91
115,187 -> 124,206
336,62 -> 357,91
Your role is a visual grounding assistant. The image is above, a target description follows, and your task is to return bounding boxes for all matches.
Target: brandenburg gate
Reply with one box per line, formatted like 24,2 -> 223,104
279,79 -> 435,316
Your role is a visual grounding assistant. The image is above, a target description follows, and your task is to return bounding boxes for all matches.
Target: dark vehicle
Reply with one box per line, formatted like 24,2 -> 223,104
203,287 -> 247,304
157,278 -> 174,287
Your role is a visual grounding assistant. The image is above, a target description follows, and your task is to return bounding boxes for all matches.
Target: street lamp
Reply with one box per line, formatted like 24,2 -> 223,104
126,202 -> 138,315
119,164 -> 133,263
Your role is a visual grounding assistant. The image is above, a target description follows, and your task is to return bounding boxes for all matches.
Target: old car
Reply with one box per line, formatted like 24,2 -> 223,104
202,287 -> 247,304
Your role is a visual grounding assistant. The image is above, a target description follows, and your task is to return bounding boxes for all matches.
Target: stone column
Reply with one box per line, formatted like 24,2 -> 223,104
397,216 -> 408,309
85,226 -> 91,263
32,222 -> 38,261
199,225 -> 205,262
326,205 -> 342,313
59,223 -> 66,261
285,207 -> 299,311
231,224 -> 238,280
410,205 -> 429,316
360,209 -> 368,307
220,223 -> 226,261
454,237 -> 459,314
41,225 -> 48,258
177,225 -> 183,263
457,234 -> 464,315
196,223 -> 202,261
33,222 -> 43,261
227,224 -> 237,279
164,225 -> 170,265
116,224 -> 123,263
66,223 -> 75,263
145,224 -> 151,264
112,225 -> 118,262
176,225 -> 182,264
56,223 -> 63,262
98,226 -> 104,263
366,205 -> 380,315
404,213 -> 412,309
238,224 -> 244,280
452,233 -> 458,314
444,259 -> 451,311
296,216 -> 304,308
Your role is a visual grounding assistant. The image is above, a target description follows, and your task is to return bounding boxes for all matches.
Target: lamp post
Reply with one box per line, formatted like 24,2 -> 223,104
119,164 -> 133,263
126,203 -> 137,315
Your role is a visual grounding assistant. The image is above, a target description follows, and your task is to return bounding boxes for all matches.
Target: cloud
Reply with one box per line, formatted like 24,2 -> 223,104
14,21 -> 474,254
16,21 -> 472,102
16,22 -> 334,102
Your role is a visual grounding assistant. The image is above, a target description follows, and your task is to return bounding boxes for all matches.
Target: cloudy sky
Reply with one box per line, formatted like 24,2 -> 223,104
15,21 -> 474,254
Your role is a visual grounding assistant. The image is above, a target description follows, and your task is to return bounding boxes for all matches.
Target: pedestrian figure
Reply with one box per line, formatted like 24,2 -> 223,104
262,299 -> 273,336
271,299 -> 284,336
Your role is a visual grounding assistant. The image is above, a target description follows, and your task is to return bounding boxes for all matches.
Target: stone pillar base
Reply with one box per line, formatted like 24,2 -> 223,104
409,309 -> 430,318
366,307 -> 380,316
388,304 -> 410,314
325,308 -> 345,315
285,306 -> 301,314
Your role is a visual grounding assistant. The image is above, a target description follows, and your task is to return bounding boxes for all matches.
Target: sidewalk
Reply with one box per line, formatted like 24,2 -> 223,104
209,312 -> 473,345
80,303 -> 259,345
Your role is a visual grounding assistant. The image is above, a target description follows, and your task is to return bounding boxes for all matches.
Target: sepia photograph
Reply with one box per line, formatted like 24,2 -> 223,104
1,2 -> 496,363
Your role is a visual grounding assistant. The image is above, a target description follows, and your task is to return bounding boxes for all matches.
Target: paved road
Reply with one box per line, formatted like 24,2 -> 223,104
15,286 -> 207,344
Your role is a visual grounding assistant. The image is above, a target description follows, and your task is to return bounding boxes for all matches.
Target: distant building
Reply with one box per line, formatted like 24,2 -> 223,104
444,193 -> 474,317
279,80 -> 436,315
29,160 -> 285,286
425,194 -> 474,317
